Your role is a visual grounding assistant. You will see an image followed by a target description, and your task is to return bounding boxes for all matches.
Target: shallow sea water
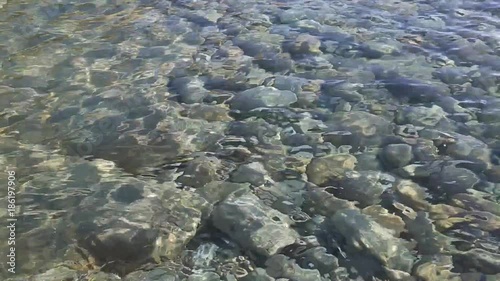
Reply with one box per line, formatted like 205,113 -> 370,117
0,0 -> 500,280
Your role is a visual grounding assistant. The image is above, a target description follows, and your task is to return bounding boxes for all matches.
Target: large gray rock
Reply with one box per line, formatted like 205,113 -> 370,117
429,165 -> 480,195
230,86 -> 297,111
405,211 -> 451,256
412,255 -> 460,281
453,248 -> 500,274
293,245 -> 339,275
181,104 -> 232,122
279,9 -> 309,23
325,111 -> 394,146
11,267 -> 122,281
306,154 -> 357,186
444,133 -> 491,167
170,76 -> 209,104
321,80 -> 364,102
240,268 -> 275,281
211,192 -> 298,257
384,77 -> 449,103
283,34 -> 322,55
187,272 -> 221,281
230,162 -> 268,186
23,267 -> 79,281
124,267 -> 179,281
451,192 -> 500,216
272,75 -> 310,94
73,182 -> 212,275
395,105 -> 449,127
331,209 -> 415,272
265,254 -> 325,281
197,181 -> 250,205
305,186 -> 358,216
337,171 -> 395,207
381,143 -> 413,168
177,156 -> 225,188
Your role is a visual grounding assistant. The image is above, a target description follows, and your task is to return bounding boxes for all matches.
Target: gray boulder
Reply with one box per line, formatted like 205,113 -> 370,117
306,154 -> 357,186
230,162 -> 268,186
230,86 -> 297,111
429,165 -> 480,195
124,267 -> 179,281
337,171 -> 395,207
177,156 -> 225,188
240,268 -> 275,281
212,192 -> 298,257
265,254 -> 324,281
23,267 -> 79,281
381,143 -> 413,168
74,184 -> 212,274
325,111 -> 393,146
187,272 -> 221,281
395,105 -> 449,127
283,34 -> 322,55
331,209 -> 415,272
170,76 -> 209,104
197,181 -> 250,205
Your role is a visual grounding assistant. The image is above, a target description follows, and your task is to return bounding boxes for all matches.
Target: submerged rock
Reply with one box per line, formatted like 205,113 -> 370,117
362,205 -> 406,237
181,104 -> 233,122
291,244 -> 339,275
19,267 -> 79,281
197,181 -> 250,205
283,34 -> 322,55
453,248 -> 500,274
321,80 -> 364,102
394,180 -> 431,211
279,9 -> 309,24
451,192 -> 500,216
384,77 -> 449,103
443,133 -> 491,167
380,143 -> 413,169
325,111 -> 393,146
412,255 -> 460,281
211,192 -> 298,257
69,180 -> 212,276
335,170 -> 395,207
331,209 -> 415,272
230,162 -> 268,186
305,186 -> 358,216
187,272 -> 221,281
405,211 -> 451,255
240,267 -> 275,281
230,86 -> 298,111
177,156 -> 226,188
428,165 -> 480,196
124,268 -> 179,281
265,254 -> 324,281
170,76 -> 209,104
306,154 -> 357,186
395,105 -> 449,128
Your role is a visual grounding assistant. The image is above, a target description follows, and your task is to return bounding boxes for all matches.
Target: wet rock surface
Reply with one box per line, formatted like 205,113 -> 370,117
1,0 -> 500,280
229,86 -> 298,112
212,191 -> 299,257
331,209 -> 415,272
306,154 -> 357,186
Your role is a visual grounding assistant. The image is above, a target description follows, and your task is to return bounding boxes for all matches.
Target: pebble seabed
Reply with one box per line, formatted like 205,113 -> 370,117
0,0 -> 500,280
